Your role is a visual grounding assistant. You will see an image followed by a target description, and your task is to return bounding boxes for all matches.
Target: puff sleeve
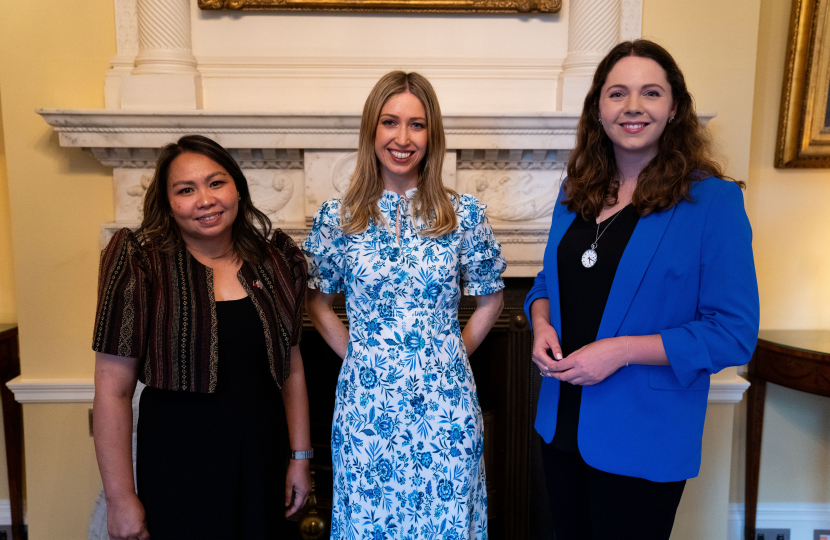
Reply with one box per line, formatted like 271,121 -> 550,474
302,198 -> 347,294
92,228 -> 151,359
457,195 -> 506,296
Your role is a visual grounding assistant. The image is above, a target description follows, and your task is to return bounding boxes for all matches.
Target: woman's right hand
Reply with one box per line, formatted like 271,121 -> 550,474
529,298 -> 563,377
532,320 -> 563,377
107,493 -> 150,540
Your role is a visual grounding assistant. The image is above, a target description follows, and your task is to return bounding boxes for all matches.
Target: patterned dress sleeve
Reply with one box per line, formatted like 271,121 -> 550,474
92,228 -> 151,359
270,229 -> 308,347
302,198 -> 346,294
457,194 -> 507,296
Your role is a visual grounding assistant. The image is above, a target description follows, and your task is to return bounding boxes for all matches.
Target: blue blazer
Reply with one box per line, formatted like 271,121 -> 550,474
524,177 -> 760,482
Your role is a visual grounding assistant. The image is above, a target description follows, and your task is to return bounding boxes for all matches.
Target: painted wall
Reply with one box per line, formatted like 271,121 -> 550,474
0,91 -> 16,503
0,92 -> 16,325
0,0 -> 115,537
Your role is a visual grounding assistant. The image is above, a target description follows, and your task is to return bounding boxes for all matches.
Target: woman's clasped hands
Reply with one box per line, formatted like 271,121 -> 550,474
532,322 -> 627,386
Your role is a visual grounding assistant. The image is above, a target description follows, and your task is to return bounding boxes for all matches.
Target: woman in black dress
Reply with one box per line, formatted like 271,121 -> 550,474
92,135 -> 312,539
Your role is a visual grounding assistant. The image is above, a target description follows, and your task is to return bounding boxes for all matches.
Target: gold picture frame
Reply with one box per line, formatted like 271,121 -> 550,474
777,0 -> 830,167
198,0 -> 560,14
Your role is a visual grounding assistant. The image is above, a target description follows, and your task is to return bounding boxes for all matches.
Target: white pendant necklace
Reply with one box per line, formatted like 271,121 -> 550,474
581,207 -> 625,268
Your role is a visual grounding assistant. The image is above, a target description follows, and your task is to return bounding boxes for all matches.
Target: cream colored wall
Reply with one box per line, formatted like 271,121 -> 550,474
743,0 -> 830,504
0,0 -> 114,537
0,92 -> 16,324
0,93 -> 16,501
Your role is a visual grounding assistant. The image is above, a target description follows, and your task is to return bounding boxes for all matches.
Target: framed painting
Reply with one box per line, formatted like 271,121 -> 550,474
198,0 -> 560,13
777,0 -> 830,167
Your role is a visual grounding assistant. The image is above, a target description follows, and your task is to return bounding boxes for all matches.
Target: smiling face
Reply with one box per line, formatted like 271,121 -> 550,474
374,91 -> 428,192
166,152 -> 239,249
599,56 -> 678,164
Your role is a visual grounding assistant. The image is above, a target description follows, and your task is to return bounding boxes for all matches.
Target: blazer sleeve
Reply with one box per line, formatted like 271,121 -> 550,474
660,181 -> 760,387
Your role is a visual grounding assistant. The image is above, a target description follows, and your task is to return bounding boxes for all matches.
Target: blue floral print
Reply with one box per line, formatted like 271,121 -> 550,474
303,188 -> 505,540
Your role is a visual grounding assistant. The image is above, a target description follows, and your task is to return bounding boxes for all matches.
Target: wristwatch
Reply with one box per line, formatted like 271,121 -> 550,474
290,449 -> 314,460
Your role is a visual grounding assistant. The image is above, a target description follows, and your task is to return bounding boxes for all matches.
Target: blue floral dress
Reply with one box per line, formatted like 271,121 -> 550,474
303,188 -> 506,540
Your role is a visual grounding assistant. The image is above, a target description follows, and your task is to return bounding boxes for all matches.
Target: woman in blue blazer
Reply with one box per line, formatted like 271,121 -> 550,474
524,40 -> 759,540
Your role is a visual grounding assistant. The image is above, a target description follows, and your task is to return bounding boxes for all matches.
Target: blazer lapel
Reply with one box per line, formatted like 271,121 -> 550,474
596,205 -> 676,340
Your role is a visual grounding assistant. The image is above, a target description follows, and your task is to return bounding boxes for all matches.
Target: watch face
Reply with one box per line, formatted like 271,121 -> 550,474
581,249 -> 597,268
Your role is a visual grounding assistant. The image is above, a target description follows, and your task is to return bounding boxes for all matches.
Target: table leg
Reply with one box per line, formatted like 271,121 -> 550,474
745,375 -> 766,540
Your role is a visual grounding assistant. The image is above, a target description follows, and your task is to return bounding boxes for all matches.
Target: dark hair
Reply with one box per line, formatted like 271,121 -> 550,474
137,135 -> 272,265
565,39 -> 742,219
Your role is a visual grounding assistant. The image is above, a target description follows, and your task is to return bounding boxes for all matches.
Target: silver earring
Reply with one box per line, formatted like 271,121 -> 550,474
598,118 -> 603,125
668,116 -> 675,124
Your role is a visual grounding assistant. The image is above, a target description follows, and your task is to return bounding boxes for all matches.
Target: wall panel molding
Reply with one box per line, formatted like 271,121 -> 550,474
7,375 -> 745,404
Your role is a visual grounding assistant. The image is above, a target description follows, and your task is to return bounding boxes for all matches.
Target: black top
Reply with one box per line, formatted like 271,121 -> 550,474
137,297 -> 288,538
552,204 -> 640,453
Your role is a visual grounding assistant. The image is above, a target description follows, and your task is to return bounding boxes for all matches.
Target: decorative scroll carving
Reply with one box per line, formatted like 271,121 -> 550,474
248,173 -> 295,222
466,172 -> 558,221
332,152 -> 357,194
198,0 -> 559,13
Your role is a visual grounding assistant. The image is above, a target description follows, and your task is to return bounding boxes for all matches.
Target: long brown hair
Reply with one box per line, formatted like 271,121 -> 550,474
342,71 -> 458,237
565,39 -> 741,219
137,135 -> 273,265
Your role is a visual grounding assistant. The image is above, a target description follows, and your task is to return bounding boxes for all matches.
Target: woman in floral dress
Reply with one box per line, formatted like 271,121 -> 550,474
303,71 -> 505,540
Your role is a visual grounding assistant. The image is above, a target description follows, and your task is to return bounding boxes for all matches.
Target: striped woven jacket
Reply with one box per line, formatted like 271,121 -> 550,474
92,227 -> 307,392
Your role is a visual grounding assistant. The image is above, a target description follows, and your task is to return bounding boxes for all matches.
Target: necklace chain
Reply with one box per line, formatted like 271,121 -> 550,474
590,207 -> 625,249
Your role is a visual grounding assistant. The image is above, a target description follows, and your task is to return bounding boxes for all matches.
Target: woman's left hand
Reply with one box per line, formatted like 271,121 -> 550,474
547,337 -> 626,386
284,459 -> 312,517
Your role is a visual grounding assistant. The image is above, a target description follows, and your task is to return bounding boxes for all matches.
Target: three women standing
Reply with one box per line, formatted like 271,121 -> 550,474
525,40 -> 760,539
304,72 -> 505,540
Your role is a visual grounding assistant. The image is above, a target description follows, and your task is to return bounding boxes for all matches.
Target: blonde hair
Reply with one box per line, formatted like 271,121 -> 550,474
341,71 -> 458,237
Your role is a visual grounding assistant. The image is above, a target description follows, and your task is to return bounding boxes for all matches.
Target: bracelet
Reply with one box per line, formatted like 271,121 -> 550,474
625,336 -> 629,367
290,449 -> 314,460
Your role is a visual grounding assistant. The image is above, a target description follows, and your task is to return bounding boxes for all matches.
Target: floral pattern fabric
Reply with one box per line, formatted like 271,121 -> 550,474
303,189 -> 505,540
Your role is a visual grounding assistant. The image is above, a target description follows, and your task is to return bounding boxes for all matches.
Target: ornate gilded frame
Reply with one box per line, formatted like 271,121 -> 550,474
198,0 -> 559,14
777,0 -> 830,167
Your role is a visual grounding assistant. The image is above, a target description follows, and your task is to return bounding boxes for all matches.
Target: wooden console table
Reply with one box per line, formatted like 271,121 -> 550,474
745,330 -> 830,540
0,325 -> 24,540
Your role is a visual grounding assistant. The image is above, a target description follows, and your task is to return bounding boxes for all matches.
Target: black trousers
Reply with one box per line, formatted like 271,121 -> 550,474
541,441 -> 686,540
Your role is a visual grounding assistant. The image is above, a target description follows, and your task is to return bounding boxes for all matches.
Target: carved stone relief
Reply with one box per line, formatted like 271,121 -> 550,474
245,169 -> 304,224
464,171 -> 560,222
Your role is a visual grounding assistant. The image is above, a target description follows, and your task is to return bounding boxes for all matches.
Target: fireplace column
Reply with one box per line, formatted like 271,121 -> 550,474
120,0 -> 202,110
560,0 -> 621,111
